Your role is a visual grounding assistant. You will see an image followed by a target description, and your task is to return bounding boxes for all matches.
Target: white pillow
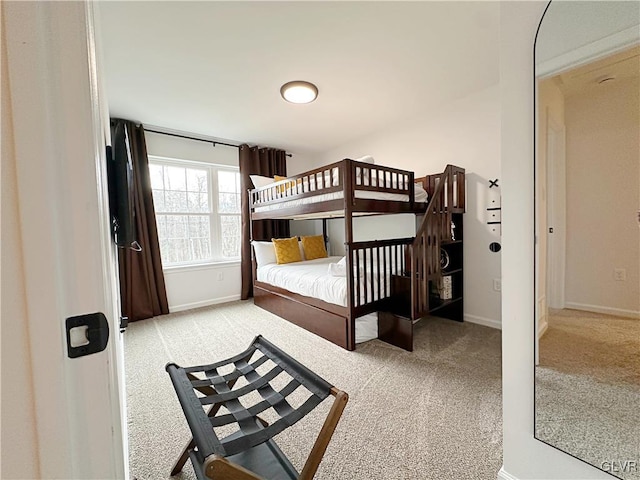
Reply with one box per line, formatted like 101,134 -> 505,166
415,183 -> 429,203
252,240 -> 306,266
328,262 -> 347,277
354,155 -> 375,164
252,241 -> 277,266
330,256 -> 364,277
249,175 -> 274,189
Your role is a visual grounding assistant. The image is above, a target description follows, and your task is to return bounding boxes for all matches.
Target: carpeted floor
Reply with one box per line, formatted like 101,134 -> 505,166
124,300 -> 502,480
536,309 -> 640,480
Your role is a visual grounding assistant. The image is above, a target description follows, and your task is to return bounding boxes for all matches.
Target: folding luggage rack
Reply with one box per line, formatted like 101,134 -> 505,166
166,335 -> 348,480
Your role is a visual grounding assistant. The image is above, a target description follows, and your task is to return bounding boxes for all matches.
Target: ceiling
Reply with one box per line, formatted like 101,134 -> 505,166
557,46 -> 640,96
98,1 -> 499,155
536,1 -> 640,66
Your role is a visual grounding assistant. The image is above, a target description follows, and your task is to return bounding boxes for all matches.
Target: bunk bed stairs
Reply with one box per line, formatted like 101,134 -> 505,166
379,165 -> 466,351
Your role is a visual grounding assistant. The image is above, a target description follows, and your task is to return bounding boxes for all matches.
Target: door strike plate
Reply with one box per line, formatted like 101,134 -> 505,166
65,312 -> 109,358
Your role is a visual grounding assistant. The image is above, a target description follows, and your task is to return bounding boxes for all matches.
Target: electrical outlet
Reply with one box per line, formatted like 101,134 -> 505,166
493,279 -> 501,292
217,272 -> 224,281
614,268 -> 626,281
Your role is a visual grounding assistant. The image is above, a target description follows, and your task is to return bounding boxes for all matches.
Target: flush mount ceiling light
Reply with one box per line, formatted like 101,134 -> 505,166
280,81 -> 318,104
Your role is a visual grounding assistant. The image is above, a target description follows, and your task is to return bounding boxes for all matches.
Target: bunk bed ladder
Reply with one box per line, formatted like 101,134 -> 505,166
378,165 -> 465,351
409,165 -> 465,320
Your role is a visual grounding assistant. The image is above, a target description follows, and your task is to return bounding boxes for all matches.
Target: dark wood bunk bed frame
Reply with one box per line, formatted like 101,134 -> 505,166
249,158 -> 465,351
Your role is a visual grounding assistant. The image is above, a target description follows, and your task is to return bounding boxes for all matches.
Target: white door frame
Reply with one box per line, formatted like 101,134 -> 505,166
4,2 -> 126,478
545,115 -> 566,310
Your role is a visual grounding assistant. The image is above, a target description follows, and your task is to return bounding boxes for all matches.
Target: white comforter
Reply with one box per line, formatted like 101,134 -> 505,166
257,257 -> 349,306
256,256 -> 394,307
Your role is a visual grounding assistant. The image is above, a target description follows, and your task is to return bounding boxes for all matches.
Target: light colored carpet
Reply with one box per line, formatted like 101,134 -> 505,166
536,309 -> 640,480
125,300 -> 502,480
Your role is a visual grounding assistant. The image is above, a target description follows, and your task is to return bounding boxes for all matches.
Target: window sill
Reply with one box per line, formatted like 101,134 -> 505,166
163,260 -> 241,274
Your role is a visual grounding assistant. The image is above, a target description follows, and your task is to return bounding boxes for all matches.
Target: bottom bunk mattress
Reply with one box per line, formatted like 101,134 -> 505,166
256,256 -> 380,343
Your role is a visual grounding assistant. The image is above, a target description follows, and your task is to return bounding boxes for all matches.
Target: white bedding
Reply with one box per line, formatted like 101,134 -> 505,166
257,256 -> 392,307
256,256 -> 389,343
254,188 -> 427,213
257,257 -> 350,306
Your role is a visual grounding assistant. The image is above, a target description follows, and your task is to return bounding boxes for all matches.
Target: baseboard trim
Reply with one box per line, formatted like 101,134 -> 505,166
565,302 -> 640,319
537,295 -> 548,337
464,314 -> 501,330
498,466 -> 519,480
537,295 -> 546,318
169,295 -> 241,313
538,315 -> 548,337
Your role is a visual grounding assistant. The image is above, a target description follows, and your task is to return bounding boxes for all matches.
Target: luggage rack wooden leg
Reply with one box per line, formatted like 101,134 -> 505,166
203,454 -> 265,480
299,387 -> 348,480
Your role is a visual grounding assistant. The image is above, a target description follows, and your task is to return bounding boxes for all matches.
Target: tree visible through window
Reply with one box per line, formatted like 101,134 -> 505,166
217,170 -> 241,258
149,158 -> 241,266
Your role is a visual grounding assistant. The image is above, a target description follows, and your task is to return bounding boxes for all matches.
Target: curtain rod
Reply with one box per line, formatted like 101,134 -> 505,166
144,128 -> 292,157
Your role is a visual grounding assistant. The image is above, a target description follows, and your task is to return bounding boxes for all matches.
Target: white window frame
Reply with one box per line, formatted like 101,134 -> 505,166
149,155 -> 241,269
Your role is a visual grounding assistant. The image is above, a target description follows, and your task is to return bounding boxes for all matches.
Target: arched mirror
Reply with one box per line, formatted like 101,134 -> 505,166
534,1 -> 640,478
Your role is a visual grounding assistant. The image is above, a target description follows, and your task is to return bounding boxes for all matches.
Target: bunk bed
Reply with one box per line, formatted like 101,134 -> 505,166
249,158 -> 465,351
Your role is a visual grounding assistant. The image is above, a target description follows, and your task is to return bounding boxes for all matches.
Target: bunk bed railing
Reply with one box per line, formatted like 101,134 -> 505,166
249,161 -> 344,211
351,162 -> 414,197
248,159 -> 415,213
409,165 -> 465,319
347,238 -> 413,315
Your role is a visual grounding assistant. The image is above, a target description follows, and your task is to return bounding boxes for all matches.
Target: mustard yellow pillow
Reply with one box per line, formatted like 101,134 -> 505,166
272,237 -> 302,264
301,235 -> 328,261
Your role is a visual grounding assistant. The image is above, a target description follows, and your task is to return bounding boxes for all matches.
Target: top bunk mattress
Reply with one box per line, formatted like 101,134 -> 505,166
254,186 -> 428,213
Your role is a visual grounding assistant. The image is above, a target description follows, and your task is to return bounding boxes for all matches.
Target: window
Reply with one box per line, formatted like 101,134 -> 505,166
149,157 -> 241,267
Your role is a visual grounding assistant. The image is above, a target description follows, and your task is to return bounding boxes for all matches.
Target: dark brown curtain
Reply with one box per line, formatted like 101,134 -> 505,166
111,119 -> 169,321
240,145 -> 290,299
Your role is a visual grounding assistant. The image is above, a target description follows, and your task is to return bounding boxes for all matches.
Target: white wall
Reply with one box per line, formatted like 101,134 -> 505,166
289,219 -> 324,239
325,215 -> 417,253
500,2 -> 613,479
564,77 -> 639,317
312,85 -> 503,329
287,151 -> 322,176
145,130 -> 240,167
1,15 -> 41,477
